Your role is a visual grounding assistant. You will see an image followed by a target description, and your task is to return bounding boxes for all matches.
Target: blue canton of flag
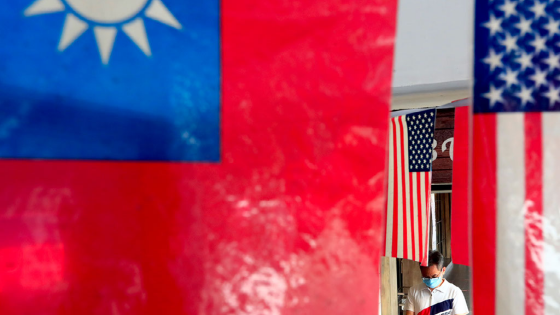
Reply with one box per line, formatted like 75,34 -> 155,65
0,0 -> 220,161
474,0 -> 560,113
406,110 -> 435,172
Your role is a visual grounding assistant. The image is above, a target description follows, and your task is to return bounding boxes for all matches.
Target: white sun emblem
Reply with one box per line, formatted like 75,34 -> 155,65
24,0 -> 182,64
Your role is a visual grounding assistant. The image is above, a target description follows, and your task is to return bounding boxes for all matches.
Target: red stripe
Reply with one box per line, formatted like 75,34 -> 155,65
524,112 -> 544,315
424,196 -> 430,266
410,171 -> 416,261
417,172 -> 424,265
399,116 -> 408,259
472,113 -> 497,315
392,119 -> 399,257
451,106 -> 470,266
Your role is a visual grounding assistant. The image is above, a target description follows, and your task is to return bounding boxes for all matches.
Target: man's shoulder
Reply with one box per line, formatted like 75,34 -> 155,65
443,280 -> 465,296
409,282 -> 428,294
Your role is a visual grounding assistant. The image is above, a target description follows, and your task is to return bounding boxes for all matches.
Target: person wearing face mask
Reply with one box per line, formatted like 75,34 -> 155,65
404,250 -> 469,315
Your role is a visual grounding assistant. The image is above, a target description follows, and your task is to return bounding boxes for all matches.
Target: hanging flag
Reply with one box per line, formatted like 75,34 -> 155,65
0,0 -> 398,314
473,0 -> 560,314
451,105 -> 470,266
385,109 -> 435,266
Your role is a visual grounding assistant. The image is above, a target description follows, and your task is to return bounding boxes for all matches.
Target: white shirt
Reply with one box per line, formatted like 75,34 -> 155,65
404,279 -> 469,315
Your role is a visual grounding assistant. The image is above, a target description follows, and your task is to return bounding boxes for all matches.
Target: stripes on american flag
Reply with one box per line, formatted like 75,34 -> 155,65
385,109 -> 435,266
473,0 -> 560,314
473,112 -> 556,315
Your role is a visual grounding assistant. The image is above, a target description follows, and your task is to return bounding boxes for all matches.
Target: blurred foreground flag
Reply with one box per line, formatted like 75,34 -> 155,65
473,0 -> 560,314
0,0 -> 398,314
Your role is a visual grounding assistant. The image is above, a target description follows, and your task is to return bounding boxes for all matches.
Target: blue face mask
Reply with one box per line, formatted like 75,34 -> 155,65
422,276 -> 443,288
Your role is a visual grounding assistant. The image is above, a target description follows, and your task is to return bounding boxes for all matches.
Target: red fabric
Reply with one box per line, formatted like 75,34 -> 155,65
417,172 -> 423,264
424,171 -> 431,266
409,171 -> 416,262
391,119 -> 399,257
472,113 -> 497,315
0,0 -> 397,314
524,113 -> 544,315
399,117 -> 409,260
451,106 -> 470,266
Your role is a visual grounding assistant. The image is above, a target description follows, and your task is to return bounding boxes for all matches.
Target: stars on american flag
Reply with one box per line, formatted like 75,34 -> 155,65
406,110 -> 435,172
544,17 -> 560,36
501,67 -> 520,86
530,67 -> 548,86
500,0 -> 517,18
484,49 -> 504,70
516,16 -> 533,36
531,1 -> 547,19
501,33 -> 519,52
484,15 -> 503,35
477,0 -> 560,112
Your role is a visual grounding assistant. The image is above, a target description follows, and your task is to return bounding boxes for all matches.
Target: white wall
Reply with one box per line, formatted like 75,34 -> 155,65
392,0 -> 474,88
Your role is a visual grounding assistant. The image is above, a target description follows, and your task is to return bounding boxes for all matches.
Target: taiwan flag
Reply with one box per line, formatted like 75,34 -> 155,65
0,0 -> 397,314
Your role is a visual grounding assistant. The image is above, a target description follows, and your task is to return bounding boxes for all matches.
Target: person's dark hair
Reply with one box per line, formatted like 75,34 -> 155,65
427,250 -> 445,270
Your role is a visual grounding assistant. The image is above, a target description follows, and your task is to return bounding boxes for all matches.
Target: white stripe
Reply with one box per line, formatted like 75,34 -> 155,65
430,193 -> 436,253
543,113 -> 560,313
402,117 -> 412,259
412,167 -> 419,261
396,117 -> 404,258
427,173 -> 433,263
428,174 -> 433,261
420,172 -> 427,263
386,119 -> 395,256
496,114 -> 525,315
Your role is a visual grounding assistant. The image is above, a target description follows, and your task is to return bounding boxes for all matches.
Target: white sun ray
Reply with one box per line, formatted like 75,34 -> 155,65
24,0 -> 64,16
123,18 -> 151,56
58,14 -> 88,51
93,26 -> 117,64
24,0 -> 182,64
145,0 -> 182,29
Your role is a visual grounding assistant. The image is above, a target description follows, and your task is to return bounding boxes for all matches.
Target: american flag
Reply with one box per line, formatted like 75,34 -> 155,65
384,109 -> 435,266
473,1 -> 560,314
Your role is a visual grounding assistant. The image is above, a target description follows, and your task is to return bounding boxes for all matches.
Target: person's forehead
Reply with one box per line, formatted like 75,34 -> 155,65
420,265 -> 440,275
